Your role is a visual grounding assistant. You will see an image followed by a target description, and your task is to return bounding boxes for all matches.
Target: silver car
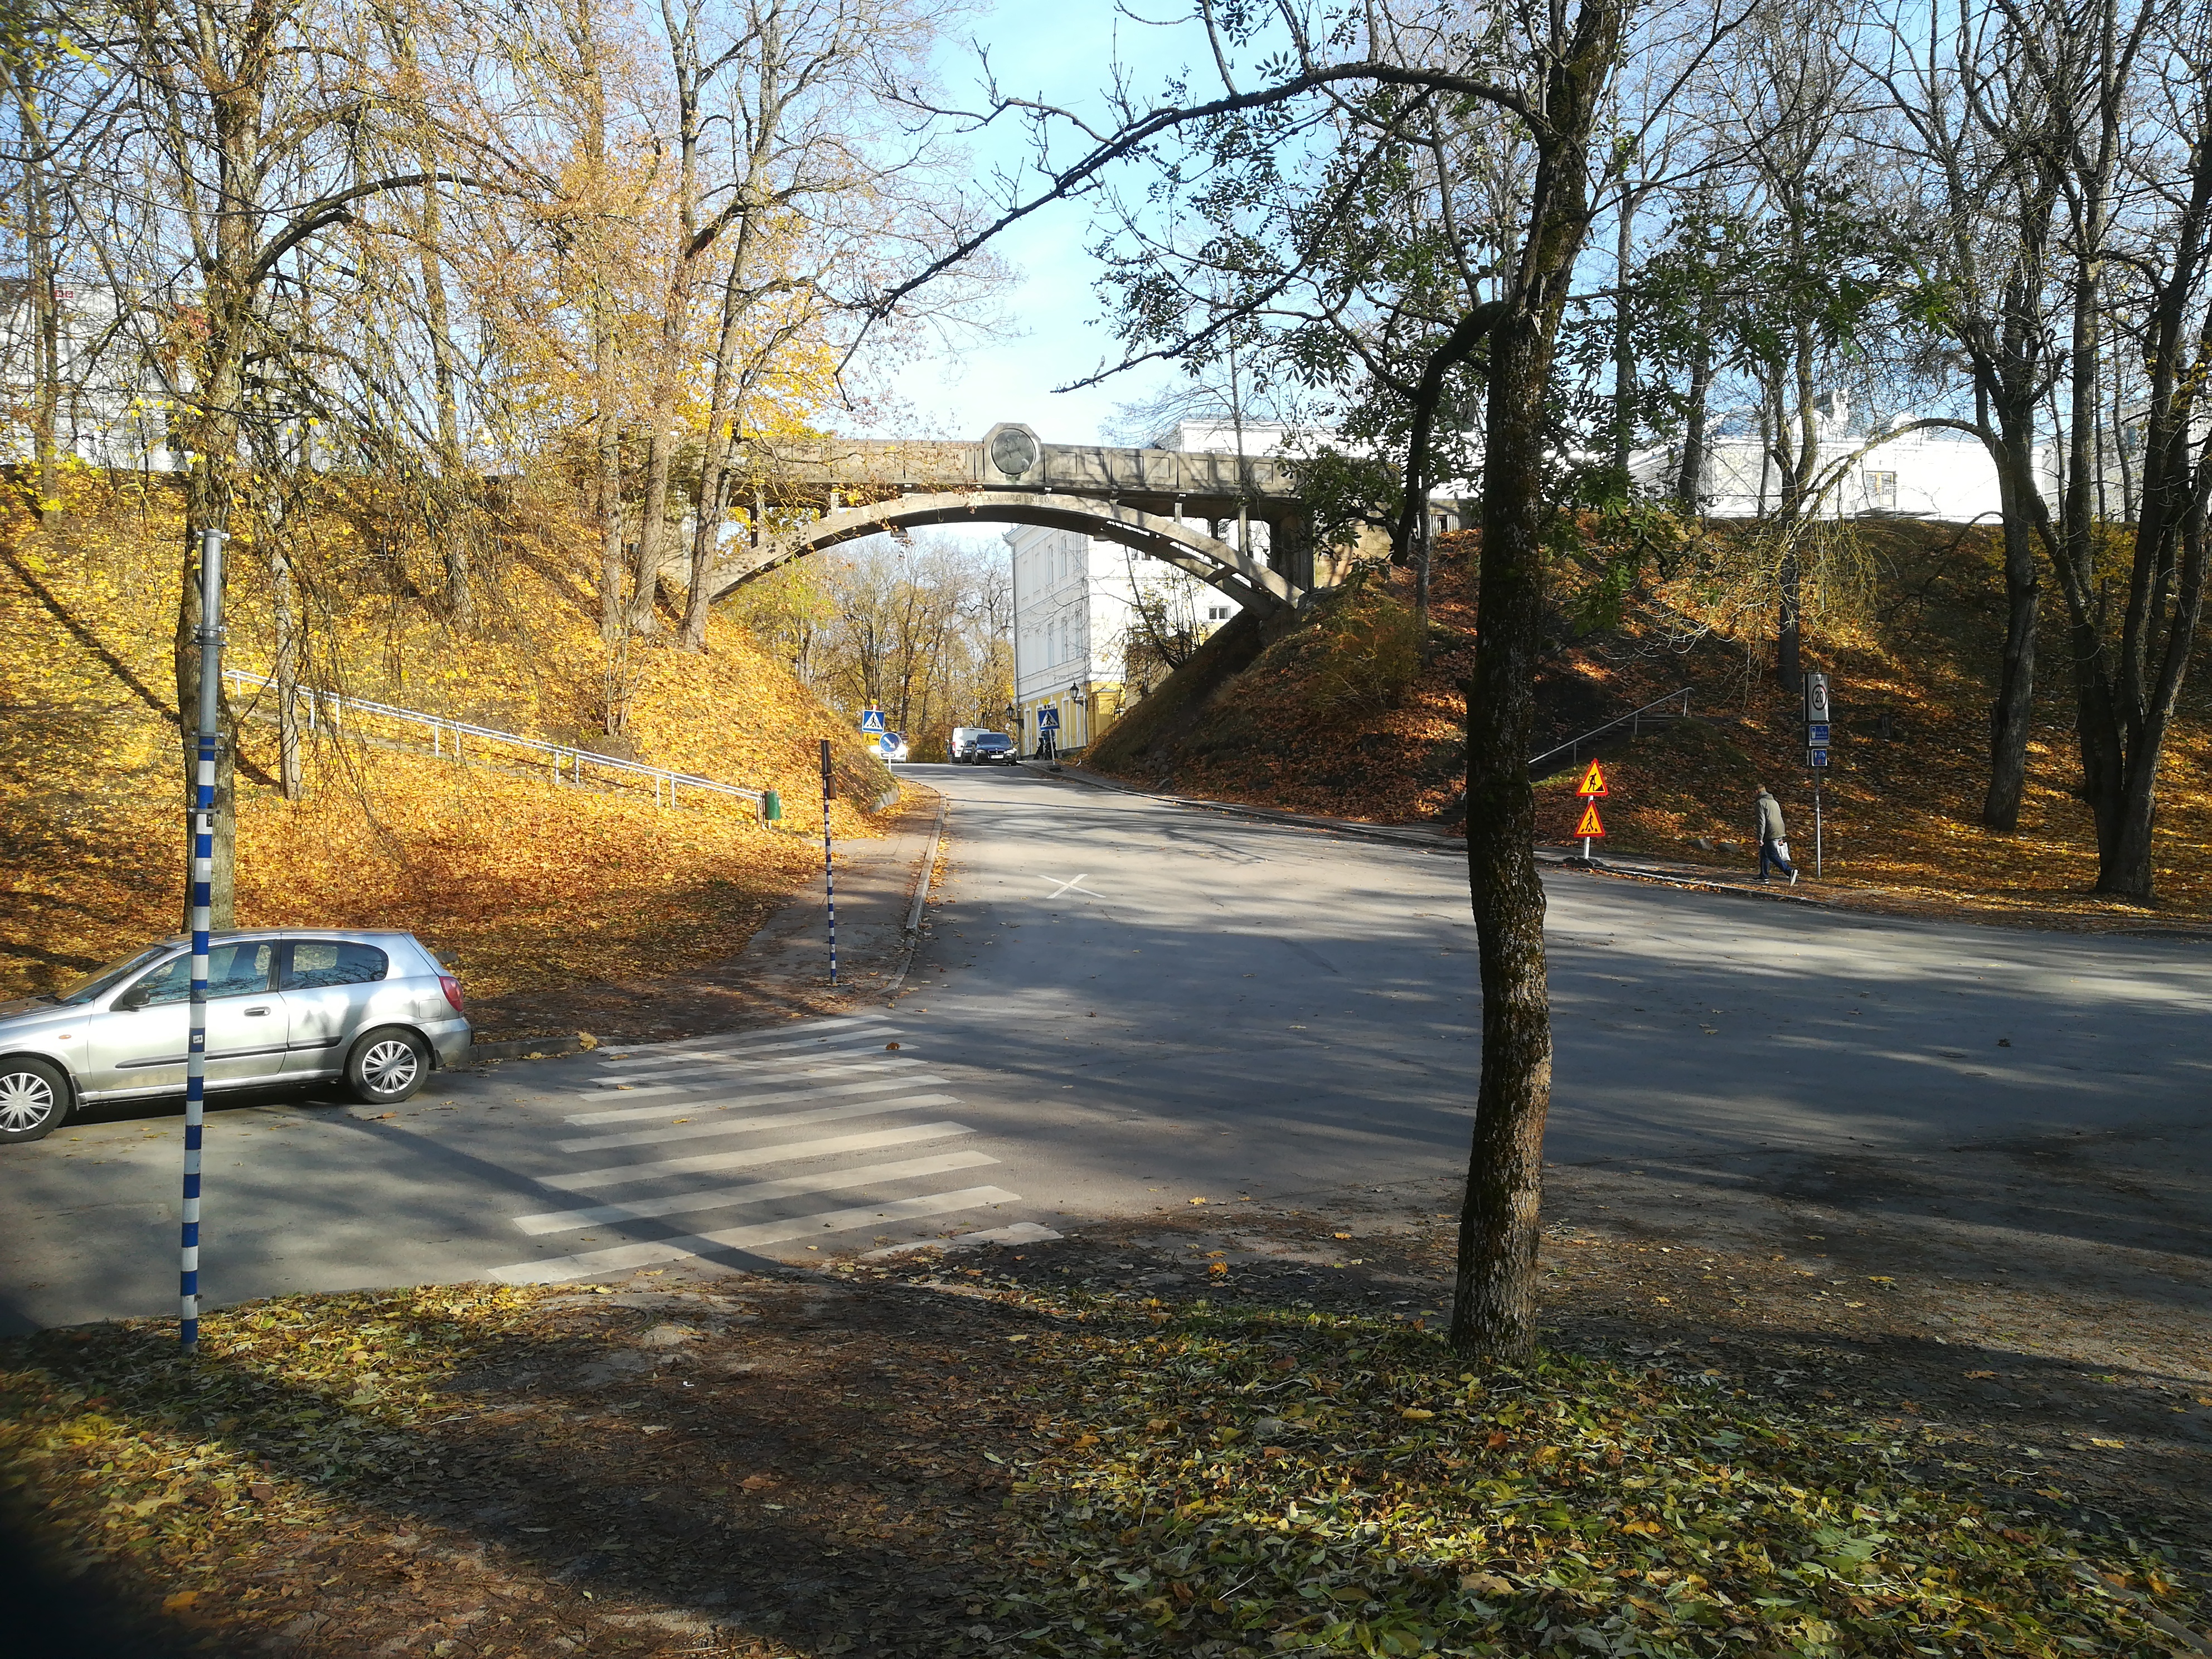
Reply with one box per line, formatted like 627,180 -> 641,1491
0,929 -> 472,1144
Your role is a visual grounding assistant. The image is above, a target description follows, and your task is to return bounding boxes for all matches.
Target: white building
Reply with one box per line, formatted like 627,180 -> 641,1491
1637,395 -> 2003,522
1006,421 -> 1306,753
1007,526 -> 1241,755
0,283 -> 177,474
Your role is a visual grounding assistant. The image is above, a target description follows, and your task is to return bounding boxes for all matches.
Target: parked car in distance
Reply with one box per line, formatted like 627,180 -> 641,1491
968,731 -> 1017,765
0,930 -> 471,1144
879,730 -> 910,762
949,726 -> 982,761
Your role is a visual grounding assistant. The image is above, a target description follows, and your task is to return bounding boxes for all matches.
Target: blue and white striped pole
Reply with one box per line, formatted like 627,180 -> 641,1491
181,527 -> 225,1354
819,738 -> 838,986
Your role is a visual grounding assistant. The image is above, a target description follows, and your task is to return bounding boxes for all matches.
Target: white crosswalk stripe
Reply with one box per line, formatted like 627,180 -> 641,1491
591,1046 -> 911,1085
556,1092 -> 959,1154
541,1117 -> 971,1191
487,1187 -> 1022,1285
508,1149 -> 1002,1236
588,1048 -> 918,1085
597,1018 -> 899,1068
579,1057 -> 925,1104
487,1015 -> 1035,1283
566,1073 -> 950,1131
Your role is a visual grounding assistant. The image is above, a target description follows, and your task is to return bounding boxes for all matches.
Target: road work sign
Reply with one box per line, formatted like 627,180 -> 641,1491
859,707 -> 886,734
1575,801 -> 1605,838
1576,759 -> 1608,797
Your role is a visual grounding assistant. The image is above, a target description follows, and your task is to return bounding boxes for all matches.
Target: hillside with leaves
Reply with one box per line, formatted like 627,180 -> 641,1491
0,473 -> 893,1033
1090,522 -> 2212,925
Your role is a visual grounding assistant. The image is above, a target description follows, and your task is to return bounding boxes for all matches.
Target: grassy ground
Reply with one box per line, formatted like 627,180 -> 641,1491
3,1206 -> 2204,1658
0,477 -> 892,1035
1090,523 -> 2212,928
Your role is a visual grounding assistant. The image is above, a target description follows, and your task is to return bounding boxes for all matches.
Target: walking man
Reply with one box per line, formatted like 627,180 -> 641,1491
1754,784 -> 1798,885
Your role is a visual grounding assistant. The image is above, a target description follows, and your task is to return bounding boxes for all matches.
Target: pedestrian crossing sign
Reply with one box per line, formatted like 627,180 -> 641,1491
1575,759 -> 1608,797
858,707 -> 886,734
1575,801 -> 1605,837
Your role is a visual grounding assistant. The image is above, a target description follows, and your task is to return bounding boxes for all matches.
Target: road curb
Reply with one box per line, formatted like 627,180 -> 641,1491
468,1034 -> 593,1065
883,787 -> 949,1003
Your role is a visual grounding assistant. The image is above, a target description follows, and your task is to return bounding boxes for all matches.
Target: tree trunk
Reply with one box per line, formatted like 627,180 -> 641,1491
272,534 -> 303,801
596,350 -> 626,643
574,0 -> 627,647
1449,0 -> 1620,1363
1452,351 -> 1555,1355
1609,188 -> 1637,484
1777,546 -> 1802,692
417,184 -> 473,629
630,420 -> 677,636
1675,314 -> 1712,512
1981,421 -> 2041,829
9,52 -> 61,525
683,237 -> 759,652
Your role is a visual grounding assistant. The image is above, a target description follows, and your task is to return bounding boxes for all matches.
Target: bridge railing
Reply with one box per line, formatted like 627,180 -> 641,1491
222,669 -> 766,811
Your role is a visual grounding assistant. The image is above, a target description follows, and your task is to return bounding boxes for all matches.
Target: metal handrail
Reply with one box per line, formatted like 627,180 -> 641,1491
1528,687 -> 1694,772
222,668 -> 765,808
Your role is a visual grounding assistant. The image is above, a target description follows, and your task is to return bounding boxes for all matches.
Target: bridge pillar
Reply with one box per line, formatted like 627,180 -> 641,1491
1269,512 -> 1317,596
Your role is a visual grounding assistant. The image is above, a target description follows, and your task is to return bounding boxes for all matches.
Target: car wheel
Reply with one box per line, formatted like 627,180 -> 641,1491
347,1028 -> 429,1104
0,1056 -> 70,1143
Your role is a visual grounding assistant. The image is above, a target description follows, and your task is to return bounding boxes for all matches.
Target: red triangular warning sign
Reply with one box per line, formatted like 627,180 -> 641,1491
1575,801 -> 1605,838
1575,759 -> 1608,797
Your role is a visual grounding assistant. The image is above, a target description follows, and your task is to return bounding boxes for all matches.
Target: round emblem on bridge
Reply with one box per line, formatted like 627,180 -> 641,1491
988,426 -> 1040,478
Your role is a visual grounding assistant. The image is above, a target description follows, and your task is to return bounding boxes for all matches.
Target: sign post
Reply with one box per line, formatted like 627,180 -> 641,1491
1574,759 -> 1608,861
1803,673 -> 1832,878
180,528 -> 225,1354
1036,704 -> 1061,772
819,738 -> 837,986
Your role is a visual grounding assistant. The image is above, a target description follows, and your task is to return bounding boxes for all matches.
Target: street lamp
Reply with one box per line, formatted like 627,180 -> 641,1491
1067,684 -> 1089,758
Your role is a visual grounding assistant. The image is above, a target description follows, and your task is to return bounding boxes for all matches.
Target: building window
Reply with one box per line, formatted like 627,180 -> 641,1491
1864,470 -> 1897,510
1207,604 -> 1231,620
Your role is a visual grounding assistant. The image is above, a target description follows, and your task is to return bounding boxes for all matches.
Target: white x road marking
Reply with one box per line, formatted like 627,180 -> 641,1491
1042,872 -> 1104,901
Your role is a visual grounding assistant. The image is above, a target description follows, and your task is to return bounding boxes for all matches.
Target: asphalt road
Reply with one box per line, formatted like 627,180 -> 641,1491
3,761 -> 2206,1333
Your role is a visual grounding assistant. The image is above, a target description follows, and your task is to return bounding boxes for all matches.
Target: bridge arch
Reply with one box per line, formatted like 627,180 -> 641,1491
708,490 -> 1305,612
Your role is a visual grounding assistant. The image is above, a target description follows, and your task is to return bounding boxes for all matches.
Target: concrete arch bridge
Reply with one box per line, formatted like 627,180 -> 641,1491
705,424 -> 1326,614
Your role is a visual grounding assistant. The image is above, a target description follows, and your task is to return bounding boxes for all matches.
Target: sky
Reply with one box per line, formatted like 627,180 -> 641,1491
864,4 -> 1206,450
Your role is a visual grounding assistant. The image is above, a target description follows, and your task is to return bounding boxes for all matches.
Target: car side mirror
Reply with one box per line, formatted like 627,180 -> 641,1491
113,983 -> 152,1012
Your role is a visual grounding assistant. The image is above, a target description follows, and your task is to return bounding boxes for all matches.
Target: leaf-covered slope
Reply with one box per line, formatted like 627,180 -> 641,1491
0,475 -> 890,1009
1090,524 -> 2212,923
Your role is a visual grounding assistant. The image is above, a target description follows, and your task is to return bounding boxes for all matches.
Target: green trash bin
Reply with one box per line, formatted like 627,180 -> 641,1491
761,789 -> 783,823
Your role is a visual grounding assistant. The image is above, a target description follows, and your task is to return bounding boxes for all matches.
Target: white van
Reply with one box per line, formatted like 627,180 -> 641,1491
949,726 -> 983,762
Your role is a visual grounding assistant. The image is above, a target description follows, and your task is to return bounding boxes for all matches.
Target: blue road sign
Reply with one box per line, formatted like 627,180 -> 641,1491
1035,706 -> 1060,732
1807,748 -> 1831,768
1807,722 -> 1832,747
859,708 -> 886,734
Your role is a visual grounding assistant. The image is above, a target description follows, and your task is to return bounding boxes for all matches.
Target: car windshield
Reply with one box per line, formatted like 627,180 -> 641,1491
977,734 -> 1010,747
51,944 -> 172,1006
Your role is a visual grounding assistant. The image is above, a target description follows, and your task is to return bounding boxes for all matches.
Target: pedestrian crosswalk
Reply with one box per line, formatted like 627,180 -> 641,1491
484,1014 -> 1029,1284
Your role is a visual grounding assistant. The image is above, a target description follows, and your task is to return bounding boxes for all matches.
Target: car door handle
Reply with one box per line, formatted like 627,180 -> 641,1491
244,1006 -> 271,1016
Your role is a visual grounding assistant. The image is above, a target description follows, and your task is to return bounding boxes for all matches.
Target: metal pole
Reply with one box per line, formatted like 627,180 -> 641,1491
181,528 -> 225,1354
1815,773 -> 1823,878
819,739 -> 838,985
